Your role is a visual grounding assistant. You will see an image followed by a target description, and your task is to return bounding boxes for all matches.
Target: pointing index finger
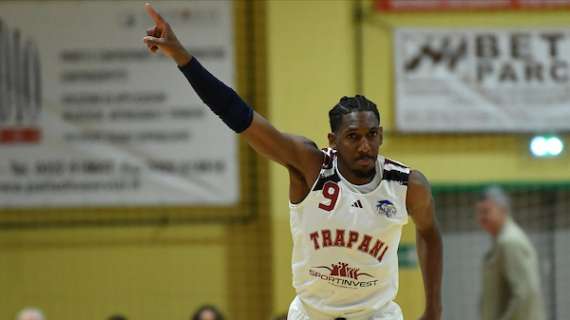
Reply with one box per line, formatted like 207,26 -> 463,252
144,3 -> 166,26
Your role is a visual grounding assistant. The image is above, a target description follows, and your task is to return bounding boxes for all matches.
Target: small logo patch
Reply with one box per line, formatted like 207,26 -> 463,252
351,200 -> 363,208
376,200 -> 397,217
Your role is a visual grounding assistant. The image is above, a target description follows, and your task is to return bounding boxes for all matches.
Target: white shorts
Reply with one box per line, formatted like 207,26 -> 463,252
287,296 -> 404,320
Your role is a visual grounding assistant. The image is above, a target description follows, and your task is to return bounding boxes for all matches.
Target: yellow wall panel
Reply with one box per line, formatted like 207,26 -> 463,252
267,0 -> 355,313
0,226 -> 227,320
268,1 -> 570,318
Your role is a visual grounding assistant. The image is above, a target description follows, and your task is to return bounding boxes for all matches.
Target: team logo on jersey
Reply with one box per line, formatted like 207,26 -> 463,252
376,200 -> 397,217
315,262 -> 372,280
309,261 -> 378,289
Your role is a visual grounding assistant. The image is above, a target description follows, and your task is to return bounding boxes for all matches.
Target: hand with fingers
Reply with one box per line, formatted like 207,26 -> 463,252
143,3 -> 192,66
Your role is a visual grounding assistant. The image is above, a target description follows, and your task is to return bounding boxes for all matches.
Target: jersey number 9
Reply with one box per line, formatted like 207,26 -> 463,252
318,182 -> 340,212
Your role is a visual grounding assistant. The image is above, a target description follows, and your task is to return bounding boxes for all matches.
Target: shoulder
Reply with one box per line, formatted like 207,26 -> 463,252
407,170 -> 431,195
383,157 -> 410,171
496,236 -> 531,263
310,148 -> 340,191
321,147 -> 336,169
285,134 -> 324,173
498,237 -> 525,250
382,157 -> 411,185
287,134 -> 321,153
408,169 -> 431,188
498,222 -> 530,249
405,170 -> 434,212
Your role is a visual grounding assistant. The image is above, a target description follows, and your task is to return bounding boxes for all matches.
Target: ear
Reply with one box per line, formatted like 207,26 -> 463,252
379,126 -> 384,147
327,132 -> 336,148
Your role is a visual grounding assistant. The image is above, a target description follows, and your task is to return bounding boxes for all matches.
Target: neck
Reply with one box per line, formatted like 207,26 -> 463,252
337,158 -> 375,185
490,216 -> 509,238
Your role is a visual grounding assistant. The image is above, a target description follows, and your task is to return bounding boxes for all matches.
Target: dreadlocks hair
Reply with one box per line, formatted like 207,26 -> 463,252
328,95 -> 380,133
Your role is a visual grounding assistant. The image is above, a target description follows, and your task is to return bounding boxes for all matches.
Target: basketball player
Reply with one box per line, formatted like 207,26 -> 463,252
143,3 -> 442,320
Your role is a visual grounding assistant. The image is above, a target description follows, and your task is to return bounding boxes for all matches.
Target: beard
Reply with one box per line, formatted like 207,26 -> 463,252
352,166 -> 376,180
351,154 -> 377,180
336,152 -> 378,182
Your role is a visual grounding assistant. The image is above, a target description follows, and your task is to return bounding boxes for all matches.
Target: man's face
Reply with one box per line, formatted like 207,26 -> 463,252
476,198 -> 506,235
198,310 -> 216,320
18,312 -> 43,320
328,111 -> 382,180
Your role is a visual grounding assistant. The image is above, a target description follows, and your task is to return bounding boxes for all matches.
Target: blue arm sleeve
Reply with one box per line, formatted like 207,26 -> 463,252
178,57 -> 254,133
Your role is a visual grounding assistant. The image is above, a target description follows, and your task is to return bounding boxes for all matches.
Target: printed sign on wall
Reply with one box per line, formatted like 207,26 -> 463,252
0,1 -> 238,207
394,28 -> 570,132
376,0 -> 570,11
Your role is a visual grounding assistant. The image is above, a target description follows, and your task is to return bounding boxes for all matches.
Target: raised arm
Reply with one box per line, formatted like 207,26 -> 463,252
406,170 -> 443,320
142,3 -> 323,189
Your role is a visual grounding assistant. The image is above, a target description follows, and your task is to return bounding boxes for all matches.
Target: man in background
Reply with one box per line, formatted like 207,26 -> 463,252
476,186 -> 545,320
191,305 -> 225,320
16,308 -> 45,320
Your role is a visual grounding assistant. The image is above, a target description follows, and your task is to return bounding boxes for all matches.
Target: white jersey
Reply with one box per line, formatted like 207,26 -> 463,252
289,148 -> 410,319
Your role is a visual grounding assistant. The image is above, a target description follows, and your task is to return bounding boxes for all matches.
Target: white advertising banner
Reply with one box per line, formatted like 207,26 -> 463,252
0,1 -> 238,207
394,28 -> 570,132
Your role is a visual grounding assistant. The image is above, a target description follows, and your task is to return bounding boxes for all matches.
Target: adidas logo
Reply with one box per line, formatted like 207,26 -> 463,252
351,200 -> 363,208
